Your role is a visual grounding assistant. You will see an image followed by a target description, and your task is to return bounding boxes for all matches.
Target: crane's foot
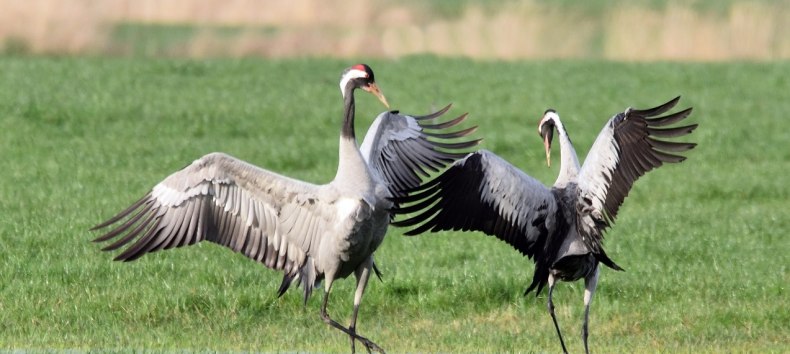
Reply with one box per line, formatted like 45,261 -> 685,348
582,322 -> 590,354
349,331 -> 385,354
350,328 -> 356,353
321,311 -> 384,353
359,337 -> 385,354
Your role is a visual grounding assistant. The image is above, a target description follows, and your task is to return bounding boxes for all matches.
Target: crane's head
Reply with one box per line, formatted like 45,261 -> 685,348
538,109 -> 558,167
339,64 -> 389,108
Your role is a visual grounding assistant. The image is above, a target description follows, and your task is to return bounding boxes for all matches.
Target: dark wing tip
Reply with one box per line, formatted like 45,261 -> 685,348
412,103 -> 452,120
646,107 -> 694,127
422,125 -> 479,139
90,192 -> 152,232
629,96 -> 682,117
647,124 -> 698,138
419,113 -> 469,130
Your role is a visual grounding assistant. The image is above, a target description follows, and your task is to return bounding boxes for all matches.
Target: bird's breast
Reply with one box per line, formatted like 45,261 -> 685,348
335,197 -> 363,221
322,198 -> 388,279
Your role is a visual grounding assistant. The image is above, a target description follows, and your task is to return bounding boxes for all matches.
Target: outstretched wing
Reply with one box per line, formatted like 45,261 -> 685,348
577,96 -> 697,232
92,152 -> 334,297
391,150 -> 558,259
359,104 -> 480,200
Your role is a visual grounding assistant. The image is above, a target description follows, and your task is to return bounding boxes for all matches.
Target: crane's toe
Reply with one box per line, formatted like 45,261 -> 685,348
361,338 -> 385,354
346,326 -> 384,353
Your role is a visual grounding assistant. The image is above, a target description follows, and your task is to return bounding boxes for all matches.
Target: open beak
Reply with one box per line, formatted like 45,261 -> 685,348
364,82 -> 389,109
543,134 -> 552,167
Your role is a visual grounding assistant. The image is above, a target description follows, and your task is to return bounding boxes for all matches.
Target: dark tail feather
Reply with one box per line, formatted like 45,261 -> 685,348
596,252 -> 624,271
524,261 -> 552,296
523,271 -> 547,297
373,262 -> 384,282
277,273 -> 294,298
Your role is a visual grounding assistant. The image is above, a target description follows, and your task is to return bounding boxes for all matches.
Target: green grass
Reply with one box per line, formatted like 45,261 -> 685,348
0,56 -> 787,353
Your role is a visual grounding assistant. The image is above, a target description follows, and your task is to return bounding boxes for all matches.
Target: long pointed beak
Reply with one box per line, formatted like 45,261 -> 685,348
543,135 -> 552,167
364,82 -> 389,109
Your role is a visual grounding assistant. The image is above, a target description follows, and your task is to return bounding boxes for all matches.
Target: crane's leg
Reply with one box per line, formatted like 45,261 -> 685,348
349,257 -> 384,354
547,274 -> 569,354
582,266 -> 600,354
319,270 -> 384,354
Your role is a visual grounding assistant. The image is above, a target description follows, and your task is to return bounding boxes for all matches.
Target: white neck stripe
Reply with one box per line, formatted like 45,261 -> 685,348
339,69 -> 369,97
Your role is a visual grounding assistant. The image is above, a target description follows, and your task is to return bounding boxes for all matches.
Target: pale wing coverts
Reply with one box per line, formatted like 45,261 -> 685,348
93,152 -> 328,286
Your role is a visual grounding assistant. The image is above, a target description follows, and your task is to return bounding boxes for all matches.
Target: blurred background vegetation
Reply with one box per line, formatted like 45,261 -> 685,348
1,0 -> 788,60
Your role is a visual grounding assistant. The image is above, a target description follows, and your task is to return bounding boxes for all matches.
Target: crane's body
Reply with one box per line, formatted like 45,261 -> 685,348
92,64 -> 479,353
394,96 -> 696,354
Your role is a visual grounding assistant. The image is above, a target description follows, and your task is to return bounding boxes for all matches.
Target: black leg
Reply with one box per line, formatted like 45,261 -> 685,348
318,268 -> 385,353
350,261 -> 369,353
582,267 -> 600,354
547,274 -> 568,354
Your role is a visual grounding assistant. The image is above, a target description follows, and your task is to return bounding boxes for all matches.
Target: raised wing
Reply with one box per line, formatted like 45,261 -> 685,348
92,152 -> 333,295
391,150 -> 558,258
359,104 -> 480,200
577,96 -> 697,231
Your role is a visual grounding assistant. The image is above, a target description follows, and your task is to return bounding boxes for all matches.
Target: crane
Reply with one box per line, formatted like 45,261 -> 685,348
392,96 -> 696,354
91,64 -> 479,353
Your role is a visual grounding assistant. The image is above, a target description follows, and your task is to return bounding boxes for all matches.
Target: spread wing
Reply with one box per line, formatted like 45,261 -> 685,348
577,96 -> 697,233
391,150 -> 558,259
92,152 -> 333,287
359,104 -> 480,200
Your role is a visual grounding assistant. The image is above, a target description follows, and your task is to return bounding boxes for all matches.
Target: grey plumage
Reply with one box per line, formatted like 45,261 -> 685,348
393,96 -> 696,354
92,64 -> 479,353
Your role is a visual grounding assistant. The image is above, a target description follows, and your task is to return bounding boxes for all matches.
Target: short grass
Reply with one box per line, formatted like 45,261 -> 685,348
0,56 -> 787,353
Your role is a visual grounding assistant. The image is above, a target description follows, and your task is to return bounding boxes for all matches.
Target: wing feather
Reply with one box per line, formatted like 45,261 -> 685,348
645,107 -> 693,126
411,103 -> 452,120
646,137 -> 696,152
359,105 -> 481,200
647,125 -> 698,138
627,95 -> 680,116
578,96 -> 697,233
392,150 -> 557,258
95,200 -> 152,245
91,195 -> 151,232
92,152 -> 332,279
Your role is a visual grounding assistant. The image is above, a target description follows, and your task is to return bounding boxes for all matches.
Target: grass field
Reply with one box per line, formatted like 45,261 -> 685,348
0,56 -> 788,353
